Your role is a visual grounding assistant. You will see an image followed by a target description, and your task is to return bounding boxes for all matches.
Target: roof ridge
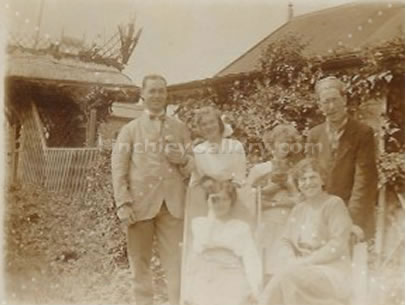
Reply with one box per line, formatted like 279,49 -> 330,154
215,21 -> 290,77
215,2 -> 366,77
294,1 -> 404,20
292,2 -> 366,20
215,1 -> 404,77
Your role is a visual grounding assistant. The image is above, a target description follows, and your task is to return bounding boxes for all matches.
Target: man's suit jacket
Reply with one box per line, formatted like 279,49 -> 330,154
307,117 -> 378,239
111,112 -> 191,221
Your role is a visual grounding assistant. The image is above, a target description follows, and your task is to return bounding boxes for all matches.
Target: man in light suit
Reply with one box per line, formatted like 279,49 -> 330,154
307,76 -> 378,240
112,74 -> 193,305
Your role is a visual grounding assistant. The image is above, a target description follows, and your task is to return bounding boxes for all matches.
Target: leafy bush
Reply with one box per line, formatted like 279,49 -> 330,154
5,151 -> 168,304
176,34 -> 405,180
377,152 -> 405,190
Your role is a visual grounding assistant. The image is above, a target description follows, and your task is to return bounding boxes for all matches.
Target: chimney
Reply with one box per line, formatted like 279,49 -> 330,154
288,1 -> 294,22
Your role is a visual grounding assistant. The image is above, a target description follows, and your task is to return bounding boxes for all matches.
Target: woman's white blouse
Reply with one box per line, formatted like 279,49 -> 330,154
192,138 -> 246,184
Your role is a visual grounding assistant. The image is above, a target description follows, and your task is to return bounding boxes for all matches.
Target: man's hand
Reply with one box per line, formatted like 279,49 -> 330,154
262,182 -> 282,196
116,202 -> 136,224
181,156 -> 194,172
252,174 -> 269,188
351,225 -> 365,244
165,146 -> 184,164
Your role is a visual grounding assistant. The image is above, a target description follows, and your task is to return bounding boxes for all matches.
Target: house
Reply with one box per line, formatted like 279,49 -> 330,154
216,2 -> 404,77
168,2 -> 404,101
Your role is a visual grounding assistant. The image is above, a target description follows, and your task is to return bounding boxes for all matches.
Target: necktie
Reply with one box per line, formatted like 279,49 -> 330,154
148,113 -> 165,137
327,123 -> 345,157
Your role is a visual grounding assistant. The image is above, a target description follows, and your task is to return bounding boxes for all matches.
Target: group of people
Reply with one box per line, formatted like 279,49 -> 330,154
111,74 -> 378,305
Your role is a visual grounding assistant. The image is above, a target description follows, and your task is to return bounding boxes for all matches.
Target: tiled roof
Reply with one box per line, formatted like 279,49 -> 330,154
216,2 -> 404,77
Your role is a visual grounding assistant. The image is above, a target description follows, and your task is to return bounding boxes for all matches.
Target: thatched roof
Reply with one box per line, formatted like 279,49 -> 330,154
7,52 -> 134,87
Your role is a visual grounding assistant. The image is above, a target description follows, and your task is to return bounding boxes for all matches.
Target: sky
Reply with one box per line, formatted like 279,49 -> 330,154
4,0 -> 389,85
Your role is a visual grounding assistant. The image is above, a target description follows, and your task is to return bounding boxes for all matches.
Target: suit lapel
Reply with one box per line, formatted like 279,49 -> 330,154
312,123 -> 334,181
317,122 -> 333,159
316,119 -> 356,171
334,118 -> 358,161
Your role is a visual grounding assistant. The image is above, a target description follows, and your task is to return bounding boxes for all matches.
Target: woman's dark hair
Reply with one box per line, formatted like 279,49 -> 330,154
263,123 -> 303,160
292,158 -> 328,189
217,181 -> 238,206
195,106 -> 225,137
263,124 -> 301,147
200,177 -> 237,205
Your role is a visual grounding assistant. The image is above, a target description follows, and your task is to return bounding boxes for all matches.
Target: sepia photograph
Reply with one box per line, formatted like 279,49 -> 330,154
3,0 -> 405,304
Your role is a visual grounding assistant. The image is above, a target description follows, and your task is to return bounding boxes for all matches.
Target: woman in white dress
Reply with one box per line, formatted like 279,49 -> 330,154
259,158 -> 353,305
181,106 -> 257,305
185,181 -> 262,305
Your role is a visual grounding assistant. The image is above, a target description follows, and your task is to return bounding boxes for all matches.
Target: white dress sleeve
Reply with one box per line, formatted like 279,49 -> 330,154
192,139 -> 246,182
246,161 -> 273,186
235,222 -> 263,297
230,139 -> 247,183
191,217 -> 212,254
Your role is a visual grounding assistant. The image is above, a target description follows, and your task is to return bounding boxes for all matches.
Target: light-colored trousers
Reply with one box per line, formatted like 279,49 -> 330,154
127,202 -> 183,305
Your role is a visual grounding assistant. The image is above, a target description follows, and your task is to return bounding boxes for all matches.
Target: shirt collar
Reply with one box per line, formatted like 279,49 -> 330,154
144,109 -> 166,120
326,115 -> 348,134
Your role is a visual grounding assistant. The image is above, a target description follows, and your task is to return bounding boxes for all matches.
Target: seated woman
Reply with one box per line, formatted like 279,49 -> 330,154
259,158 -> 353,305
185,180 -> 263,305
247,124 -> 302,276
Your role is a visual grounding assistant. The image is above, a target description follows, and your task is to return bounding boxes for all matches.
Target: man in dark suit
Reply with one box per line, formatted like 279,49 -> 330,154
307,76 -> 378,240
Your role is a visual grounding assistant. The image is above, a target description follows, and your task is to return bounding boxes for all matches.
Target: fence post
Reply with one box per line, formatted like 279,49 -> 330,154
9,123 -> 18,184
87,109 -> 97,147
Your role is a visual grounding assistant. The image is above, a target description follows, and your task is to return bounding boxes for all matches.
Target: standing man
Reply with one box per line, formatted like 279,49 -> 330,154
112,74 -> 192,305
307,76 -> 378,240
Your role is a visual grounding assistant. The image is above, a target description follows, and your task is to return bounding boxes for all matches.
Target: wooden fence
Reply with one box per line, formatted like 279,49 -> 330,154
17,102 -> 99,196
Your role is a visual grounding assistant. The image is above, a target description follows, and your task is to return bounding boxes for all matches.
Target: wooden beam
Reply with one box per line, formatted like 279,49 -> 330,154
87,108 -> 97,147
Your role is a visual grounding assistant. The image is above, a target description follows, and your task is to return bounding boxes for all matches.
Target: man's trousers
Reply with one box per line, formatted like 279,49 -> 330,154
127,202 -> 183,305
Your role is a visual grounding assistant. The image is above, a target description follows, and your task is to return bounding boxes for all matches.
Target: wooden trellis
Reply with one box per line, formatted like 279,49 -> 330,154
18,102 -> 99,196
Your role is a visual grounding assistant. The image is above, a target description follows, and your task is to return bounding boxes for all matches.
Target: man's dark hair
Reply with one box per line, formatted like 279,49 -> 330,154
142,74 -> 167,88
